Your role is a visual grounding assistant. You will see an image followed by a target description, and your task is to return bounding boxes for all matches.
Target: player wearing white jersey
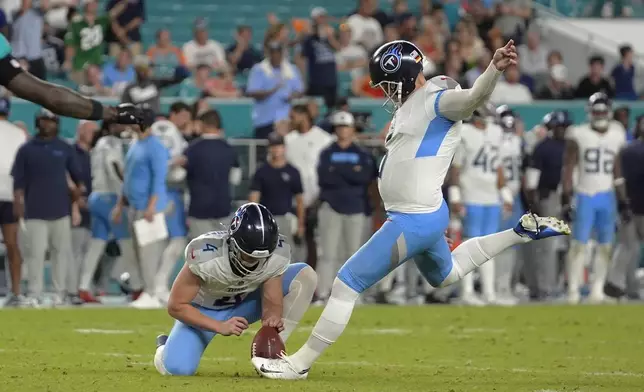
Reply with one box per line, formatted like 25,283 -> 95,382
150,118 -> 189,304
153,203 -> 317,376
254,40 -> 570,380
562,93 -> 629,304
77,121 -> 135,303
449,109 -> 513,305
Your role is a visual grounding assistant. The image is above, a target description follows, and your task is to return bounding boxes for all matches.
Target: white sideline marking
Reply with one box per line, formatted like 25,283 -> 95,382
460,328 -> 506,334
75,329 -> 134,334
534,389 -> 561,392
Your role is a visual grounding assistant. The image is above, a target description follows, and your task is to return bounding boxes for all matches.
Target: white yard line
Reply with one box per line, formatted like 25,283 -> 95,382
75,329 -> 134,334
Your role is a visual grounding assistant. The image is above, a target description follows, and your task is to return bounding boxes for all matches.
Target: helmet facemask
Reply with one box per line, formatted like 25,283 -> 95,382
589,103 -> 611,131
228,237 -> 271,276
372,80 -> 403,112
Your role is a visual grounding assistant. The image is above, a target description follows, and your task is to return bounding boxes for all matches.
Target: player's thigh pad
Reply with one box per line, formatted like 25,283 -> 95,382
573,193 -> 596,244
482,205 -> 502,235
593,191 -> 617,244
464,204 -> 486,238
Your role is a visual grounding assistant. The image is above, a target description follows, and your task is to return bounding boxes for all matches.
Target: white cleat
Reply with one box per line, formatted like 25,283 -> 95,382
586,293 -> 606,304
489,295 -> 519,306
460,294 -> 487,306
156,290 -> 171,305
514,214 -> 571,240
252,353 -> 309,380
566,292 -> 581,305
130,292 -> 163,309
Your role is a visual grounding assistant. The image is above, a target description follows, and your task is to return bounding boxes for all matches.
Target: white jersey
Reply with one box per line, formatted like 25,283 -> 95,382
567,122 -> 626,195
378,85 -> 462,213
185,231 -> 291,310
0,120 -> 26,201
500,132 -> 523,195
453,123 -> 503,205
151,120 -> 187,158
91,135 -> 124,194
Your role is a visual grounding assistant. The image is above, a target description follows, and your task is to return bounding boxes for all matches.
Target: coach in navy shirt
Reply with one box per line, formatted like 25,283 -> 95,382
316,111 -> 375,299
11,109 -> 83,305
178,110 -> 241,239
249,132 -> 305,246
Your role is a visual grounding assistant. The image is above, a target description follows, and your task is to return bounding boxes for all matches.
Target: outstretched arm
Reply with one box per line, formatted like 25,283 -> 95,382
437,41 -> 517,122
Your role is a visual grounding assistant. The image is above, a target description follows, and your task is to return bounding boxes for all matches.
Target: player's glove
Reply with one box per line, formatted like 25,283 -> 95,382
617,198 -> 633,224
114,103 -> 144,125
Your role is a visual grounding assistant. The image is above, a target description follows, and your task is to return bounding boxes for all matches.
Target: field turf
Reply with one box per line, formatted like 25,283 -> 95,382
0,305 -> 643,392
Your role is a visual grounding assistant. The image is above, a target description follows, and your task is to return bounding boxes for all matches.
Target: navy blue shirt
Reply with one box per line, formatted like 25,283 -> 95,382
74,144 -> 92,228
611,64 -> 637,101
621,140 -> 644,215
318,143 -> 375,215
11,137 -> 82,220
250,163 -> 303,216
299,34 -> 337,88
226,43 -> 262,73
531,137 -> 566,198
184,137 -> 239,219
107,0 -> 145,42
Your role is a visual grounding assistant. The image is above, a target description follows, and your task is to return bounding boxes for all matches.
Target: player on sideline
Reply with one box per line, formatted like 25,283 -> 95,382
450,106 -> 512,306
562,92 -> 629,304
153,203 -> 317,376
0,33 -> 140,124
252,40 -> 570,380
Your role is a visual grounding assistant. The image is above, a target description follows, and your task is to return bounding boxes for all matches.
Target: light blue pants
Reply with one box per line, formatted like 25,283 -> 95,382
161,263 -> 309,376
88,193 -> 130,240
338,201 -> 453,293
573,191 -> 616,244
463,204 -> 502,238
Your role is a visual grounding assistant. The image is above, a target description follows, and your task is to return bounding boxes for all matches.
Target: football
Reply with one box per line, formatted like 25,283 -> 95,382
251,326 -> 285,359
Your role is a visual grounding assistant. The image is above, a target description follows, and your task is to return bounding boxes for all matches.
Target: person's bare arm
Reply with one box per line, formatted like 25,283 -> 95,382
261,275 -> 284,331
561,139 -> 578,211
7,72 -> 117,120
438,41 -> 516,122
295,193 -> 305,237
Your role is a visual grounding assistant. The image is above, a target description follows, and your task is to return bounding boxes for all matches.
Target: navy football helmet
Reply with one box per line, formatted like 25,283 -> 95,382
369,40 -> 425,106
228,203 -> 279,274
543,110 -> 572,130
587,92 -> 612,130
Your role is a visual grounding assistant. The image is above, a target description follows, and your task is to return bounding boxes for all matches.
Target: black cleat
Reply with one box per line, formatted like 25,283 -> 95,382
156,334 -> 168,348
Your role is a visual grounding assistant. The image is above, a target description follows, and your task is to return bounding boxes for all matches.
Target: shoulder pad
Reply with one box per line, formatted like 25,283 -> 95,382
185,231 -> 227,266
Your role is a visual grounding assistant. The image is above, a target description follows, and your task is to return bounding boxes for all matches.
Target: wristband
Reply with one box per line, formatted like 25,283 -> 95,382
448,186 -> 462,204
89,99 -> 104,121
500,186 -> 514,205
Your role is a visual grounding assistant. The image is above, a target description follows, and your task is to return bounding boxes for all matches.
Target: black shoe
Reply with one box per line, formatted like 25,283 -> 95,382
68,293 -> 83,306
156,334 -> 168,348
604,282 -> 625,299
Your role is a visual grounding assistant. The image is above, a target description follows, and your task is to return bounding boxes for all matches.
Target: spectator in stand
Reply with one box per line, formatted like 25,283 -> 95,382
396,12 -> 417,42
383,22 -> 399,43
335,24 -> 369,77
575,55 -> 614,98
442,53 -> 468,87
226,25 -> 262,75
468,0 -> 496,41
490,64 -> 533,104
351,69 -> 385,98
105,0 -> 144,57
427,4 -> 450,45
42,22 -> 66,77
351,0 -> 389,29
246,41 -> 303,139
147,29 -> 186,79
457,19 -> 485,68
389,0 -> 408,24
68,120 -> 97,305
487,27 -> 505,54
535,64 -> 574,100
44,0 -> 74,36
285,104 -> 334,271
347,0 -> 384,51
414,17 -> 443,65
78,64 -> 112,96
296,7 -> 338,109
249,132 -> 305,247
445,39 -> 466,73
612,45 -> 637,100
182,18 -> 227,72
494,0 -> 532,42
11,0 -> 47,80
517,30 -> 549,78
547,50 -> 563,68
0,98 -> 27,307
318,96 -> 350,133
178,64 -> 240,99
102,47 -> 135,97
64,0 -> 126,85
465,49 -> 492,88
175,110 -> 241,239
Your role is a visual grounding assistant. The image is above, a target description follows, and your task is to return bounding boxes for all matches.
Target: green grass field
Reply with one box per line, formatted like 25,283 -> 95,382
1,305 -> 643,392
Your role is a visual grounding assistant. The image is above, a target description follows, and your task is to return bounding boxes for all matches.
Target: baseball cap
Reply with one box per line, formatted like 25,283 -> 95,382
311,7 -> 328,19
551,64 -> 567,82
331,111 -> 355,127
267,132 -> 285,146
0,97 -> 11,115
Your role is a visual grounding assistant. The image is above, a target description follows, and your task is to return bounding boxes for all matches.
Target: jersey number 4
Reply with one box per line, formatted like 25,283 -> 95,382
583,148 -> 615,174
473,146 -> 499,173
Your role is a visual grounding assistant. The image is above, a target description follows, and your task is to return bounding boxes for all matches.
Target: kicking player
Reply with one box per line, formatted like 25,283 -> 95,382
562,92 -> 629,304
0,34 -> 141,124
450,107 -> 513,305
153,203 -> 317,376
78,120 -> 137,303
253,40 -> 570,379
151,117 -> 189,303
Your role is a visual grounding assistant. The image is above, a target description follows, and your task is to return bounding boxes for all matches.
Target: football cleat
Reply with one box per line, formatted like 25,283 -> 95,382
156,334 -> 168,348
79,290 -> 101,304
252,352 -> 309,380
514,213 -> 570,240
130,292 -> 163,309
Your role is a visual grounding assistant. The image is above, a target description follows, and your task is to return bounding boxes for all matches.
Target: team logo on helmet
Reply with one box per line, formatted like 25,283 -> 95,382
229,214 -> 242,234
380,43 -> 403,74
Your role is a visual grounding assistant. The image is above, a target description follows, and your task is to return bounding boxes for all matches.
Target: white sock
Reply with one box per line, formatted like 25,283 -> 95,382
290,278 -> 359,371
280,265 -> 317,343
155,237 -> 186,295
479,258 -> 496,300
461,270 -> 475,296
79,238 -> 107,291
591,244 -> 612,297
442,229 -> 529,287
566,241 -> 585,296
